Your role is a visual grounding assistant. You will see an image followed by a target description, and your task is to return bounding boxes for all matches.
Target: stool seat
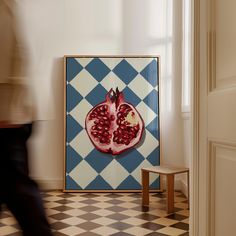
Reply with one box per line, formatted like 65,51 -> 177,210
142,166 -> 189,175
141,165 -> 189,214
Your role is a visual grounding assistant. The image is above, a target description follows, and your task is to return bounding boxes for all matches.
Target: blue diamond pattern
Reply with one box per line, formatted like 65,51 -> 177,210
146,117 -> 159,139
66,145 -> 83,173
122,87 -> 141,107
66,58 -> 83,82
143,89 -> 159,114
85,149 -> 113,173
116,149 -> 144,173
117,176 -> 141,190
86,175 -> 112,190
113,59 -> 138,84
85,58 -> 111,82
85,84 -> 108,106
150,177 -> 160,189
66,175 -> 82,190
146,147 -> 160,166
66,84 -> 83,112
140,59 -> 158,87
66,115 -> 83,143
65,57 -> 160,191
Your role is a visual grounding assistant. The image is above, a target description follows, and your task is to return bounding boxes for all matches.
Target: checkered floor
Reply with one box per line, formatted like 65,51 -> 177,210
0,191 -> 189,236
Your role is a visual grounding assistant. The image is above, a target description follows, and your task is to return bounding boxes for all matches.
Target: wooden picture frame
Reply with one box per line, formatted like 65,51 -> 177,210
63,56 -> 161,192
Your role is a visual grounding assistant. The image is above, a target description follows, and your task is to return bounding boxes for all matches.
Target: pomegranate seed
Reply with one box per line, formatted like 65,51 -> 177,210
103,131 -> 109,136
104,126 -> 109,131
124,140 -> 130,145
97,125 -> 103,130
110,115 -> 115,121
117,112 -> 123,118
120,125 -> 126,130
99,120 -> 104,125
113,136 -> 118,142
104,120 -> 110,126
130,127 -> 135,132
100,137 -> 106,143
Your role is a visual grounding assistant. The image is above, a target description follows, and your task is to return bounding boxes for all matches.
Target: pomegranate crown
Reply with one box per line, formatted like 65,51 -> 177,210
105,87 -> 124,108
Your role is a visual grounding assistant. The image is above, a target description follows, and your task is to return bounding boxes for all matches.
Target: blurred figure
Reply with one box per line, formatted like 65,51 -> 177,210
0,1 -> 53,235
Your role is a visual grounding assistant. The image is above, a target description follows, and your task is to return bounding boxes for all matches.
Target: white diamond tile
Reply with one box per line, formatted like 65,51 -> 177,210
131,159 -> 158,185
124,226 -> 152,236
0,217 -> 17,226
128,74 -> 153,99
91,217 -> 116,226
0,226 -> 18,236
70,69 -> 98,97
136,101 -> 156,126
100,71 -> 126,92
61,216 -> 86,225
59,226 -> 86,236
75,58 -> 93,67
100,58 -> 123,70
69,130 -> 94,158
69,160 -> 97,189
125,58 -> 154,72
136,129 -> 159,157
69,100 -> 93,128
100,160 -> 129,189
157,227 -> 186,236
91,226 -> 119,236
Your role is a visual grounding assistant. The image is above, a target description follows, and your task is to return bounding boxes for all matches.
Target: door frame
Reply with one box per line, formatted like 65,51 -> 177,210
191,0 -> 201,235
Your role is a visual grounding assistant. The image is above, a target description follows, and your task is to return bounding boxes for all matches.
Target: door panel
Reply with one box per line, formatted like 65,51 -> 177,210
195,0 -> 236,235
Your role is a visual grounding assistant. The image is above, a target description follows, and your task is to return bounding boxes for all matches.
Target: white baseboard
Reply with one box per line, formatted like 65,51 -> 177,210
180,179 -> 188,198
161,178 -> 188,198
33,178 -> 63,190
31,178 -> 188,197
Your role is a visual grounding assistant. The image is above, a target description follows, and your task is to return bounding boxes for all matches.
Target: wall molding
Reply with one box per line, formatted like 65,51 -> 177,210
32,178 -> 63,190
207,140 -> 236,236
192,0 -> 200,235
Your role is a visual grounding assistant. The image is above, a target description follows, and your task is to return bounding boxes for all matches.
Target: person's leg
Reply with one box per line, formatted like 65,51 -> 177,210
0,124 -> 53,236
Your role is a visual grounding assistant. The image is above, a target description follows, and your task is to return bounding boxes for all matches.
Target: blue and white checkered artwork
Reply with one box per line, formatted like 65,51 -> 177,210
65,56 -> 160,191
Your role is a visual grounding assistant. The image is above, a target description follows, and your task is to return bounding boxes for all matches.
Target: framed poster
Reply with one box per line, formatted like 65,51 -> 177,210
64,56 -> 160,192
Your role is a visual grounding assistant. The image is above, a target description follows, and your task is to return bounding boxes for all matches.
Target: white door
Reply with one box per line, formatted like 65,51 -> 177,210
192,0 -> 236,235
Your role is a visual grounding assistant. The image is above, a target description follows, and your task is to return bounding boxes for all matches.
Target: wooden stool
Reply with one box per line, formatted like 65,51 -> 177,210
141,166 -> 189,214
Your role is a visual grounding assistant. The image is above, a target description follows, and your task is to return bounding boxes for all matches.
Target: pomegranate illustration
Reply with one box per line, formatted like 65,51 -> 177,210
85,88 -> 144,155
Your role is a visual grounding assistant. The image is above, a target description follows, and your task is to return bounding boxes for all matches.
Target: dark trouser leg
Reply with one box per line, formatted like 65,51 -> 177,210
0,124 -> 53,236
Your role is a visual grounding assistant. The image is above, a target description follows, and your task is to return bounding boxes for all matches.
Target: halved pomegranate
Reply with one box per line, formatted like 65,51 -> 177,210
85,88 -> 144,155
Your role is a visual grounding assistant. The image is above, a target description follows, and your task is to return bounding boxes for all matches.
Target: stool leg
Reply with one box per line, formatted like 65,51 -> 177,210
167,174 -> 174,214
142,170 -> 149,206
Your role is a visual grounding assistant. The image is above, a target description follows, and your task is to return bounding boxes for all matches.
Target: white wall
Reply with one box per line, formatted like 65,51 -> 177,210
18,0 -> 184,189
